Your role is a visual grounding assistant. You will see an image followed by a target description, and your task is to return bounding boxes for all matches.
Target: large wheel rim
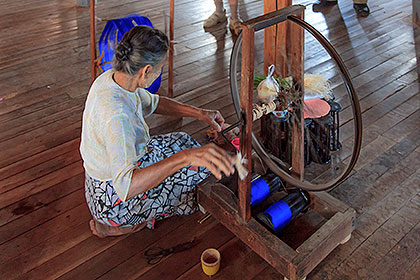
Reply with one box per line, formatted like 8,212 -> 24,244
229,15 -> 362,192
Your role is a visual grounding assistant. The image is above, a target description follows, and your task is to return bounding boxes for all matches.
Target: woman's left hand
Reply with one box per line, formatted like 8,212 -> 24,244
200,109 -> 225,132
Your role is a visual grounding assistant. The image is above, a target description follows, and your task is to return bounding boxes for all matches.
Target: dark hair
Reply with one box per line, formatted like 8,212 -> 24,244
113,25 -> 169,75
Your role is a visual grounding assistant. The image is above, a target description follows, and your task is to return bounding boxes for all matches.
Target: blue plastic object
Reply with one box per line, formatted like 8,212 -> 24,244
250,178 -> 271,206
98,15 -> 162,93
264,200 -> 293,233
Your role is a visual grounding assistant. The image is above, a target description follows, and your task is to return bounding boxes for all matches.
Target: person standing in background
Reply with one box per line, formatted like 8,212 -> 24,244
313,0 -> 370,17
203,0 -> 241,35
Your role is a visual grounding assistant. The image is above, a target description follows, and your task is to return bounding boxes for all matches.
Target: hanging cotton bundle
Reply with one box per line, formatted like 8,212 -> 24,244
257,65 -> 280,103
304,73 -> 334,101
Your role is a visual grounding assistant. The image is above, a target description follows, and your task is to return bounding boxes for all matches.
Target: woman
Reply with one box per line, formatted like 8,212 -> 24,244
80,25 -> 235,238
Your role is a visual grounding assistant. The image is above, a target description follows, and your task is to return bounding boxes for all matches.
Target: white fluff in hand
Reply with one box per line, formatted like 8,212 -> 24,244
235,152 -> 248,180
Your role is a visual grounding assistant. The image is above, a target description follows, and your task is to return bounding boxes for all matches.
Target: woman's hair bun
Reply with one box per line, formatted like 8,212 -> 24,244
113,26 -> 169,76
116,41 -> 133,61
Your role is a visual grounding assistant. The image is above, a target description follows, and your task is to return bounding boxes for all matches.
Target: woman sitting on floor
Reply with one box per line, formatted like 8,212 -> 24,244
80,25 -> 235,238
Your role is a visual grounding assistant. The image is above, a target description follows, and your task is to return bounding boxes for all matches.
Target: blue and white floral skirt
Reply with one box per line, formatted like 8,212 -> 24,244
85,132 -> 210,229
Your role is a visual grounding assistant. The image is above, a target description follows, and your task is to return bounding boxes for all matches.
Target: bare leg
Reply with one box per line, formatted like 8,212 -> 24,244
228,0 -> 241,35
228,0 -> 239,19
215,0 -> 224,13
89,219 -> 146,238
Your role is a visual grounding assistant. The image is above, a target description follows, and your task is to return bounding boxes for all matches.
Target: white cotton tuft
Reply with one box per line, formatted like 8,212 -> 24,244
304,73 -> 334,101
235,152 -> 248,180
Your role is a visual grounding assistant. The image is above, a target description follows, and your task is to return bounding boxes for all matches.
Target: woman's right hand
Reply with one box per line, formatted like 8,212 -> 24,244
182,143 -> 236,180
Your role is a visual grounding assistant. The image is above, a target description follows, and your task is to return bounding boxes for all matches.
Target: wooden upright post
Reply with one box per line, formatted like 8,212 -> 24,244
90,0 -> 98,83
238,26 -> 255,222
263,0 -> 277,74
264,0 -> 292,76
289,10 -> 305,179
168,0 -> 175,97
263,0 -> 305,180
414,0 -> 420,25
275,0 -> 291,77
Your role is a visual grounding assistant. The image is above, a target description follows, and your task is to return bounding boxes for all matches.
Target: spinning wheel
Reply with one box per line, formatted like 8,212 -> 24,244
198,5 -> 358,279
229,11 -> 362,192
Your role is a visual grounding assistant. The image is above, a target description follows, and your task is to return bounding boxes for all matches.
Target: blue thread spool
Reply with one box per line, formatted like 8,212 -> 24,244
98,15 -> 162,93
264,200 -> 293,232
250,174 -> 282,207
257,190 -> 310,233
250,178 -> 271,206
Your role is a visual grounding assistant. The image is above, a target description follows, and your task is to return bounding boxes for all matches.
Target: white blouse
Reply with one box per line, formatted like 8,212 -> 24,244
80,70 -> 159,201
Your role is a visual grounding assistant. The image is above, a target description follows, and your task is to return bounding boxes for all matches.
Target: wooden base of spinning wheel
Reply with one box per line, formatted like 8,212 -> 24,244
198,176 -> 355,280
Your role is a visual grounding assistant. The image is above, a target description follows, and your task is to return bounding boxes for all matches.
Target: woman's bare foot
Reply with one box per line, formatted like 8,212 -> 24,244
89,219 -> 146,238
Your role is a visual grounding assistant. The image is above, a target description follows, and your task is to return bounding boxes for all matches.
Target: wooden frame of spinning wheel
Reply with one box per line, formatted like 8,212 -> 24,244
197,3 -> 355,280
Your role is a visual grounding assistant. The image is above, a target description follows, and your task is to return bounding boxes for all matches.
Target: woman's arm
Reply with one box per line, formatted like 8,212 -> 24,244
154,96 -> 225,132
154,96 -> 201,118
126,143 -> 235,200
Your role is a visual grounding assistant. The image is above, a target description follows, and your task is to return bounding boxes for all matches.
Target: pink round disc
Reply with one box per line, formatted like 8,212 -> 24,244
231,138 -> 240,151
303,98 -> 331,119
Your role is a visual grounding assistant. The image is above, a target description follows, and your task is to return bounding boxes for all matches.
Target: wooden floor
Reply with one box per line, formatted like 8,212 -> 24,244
0,0 -> 419,279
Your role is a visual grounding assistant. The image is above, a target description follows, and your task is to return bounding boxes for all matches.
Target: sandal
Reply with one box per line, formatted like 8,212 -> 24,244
312,0 -> 337,13
353,4 -> 370,17
203,9 -> 227,28
229,17 -> 242,36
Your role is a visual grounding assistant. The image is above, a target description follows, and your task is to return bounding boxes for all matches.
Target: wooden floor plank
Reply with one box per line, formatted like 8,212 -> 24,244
0,166 -> 82,227
0,203 -> 90,262
136,223 -> 234,280
2,220 -> 91,279
56,213 -> 202,280
97,220 -> 233,280
24,213 -> 205,280
179,237 -> 268,280
0,184 -> 84,246
402,255 -> 420,280
324,170 -> 420,279
0,0 -> 419,279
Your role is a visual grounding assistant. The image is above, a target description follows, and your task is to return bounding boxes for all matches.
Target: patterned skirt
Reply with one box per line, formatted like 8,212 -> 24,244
85,132 -> 210,229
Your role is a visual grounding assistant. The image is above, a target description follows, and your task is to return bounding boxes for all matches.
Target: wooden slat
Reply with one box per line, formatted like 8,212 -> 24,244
168,0 -> 174,97
56,213 -> 202,280
0,0 -> 419,279
275,0 -> 292,77
293,209 -> 354,278
0,183 -> 85,246
0,203 -> 90,262
263,0 -> 277,74
238,25 -> 255,222
25,213 -> 210,280
90,0 -> 97,83
289,10 -> 305,180
179,237 -> 269,280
